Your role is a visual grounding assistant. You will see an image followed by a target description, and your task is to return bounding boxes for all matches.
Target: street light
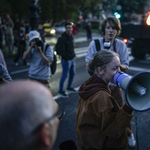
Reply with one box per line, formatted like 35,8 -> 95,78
114,12 -> 121,19
29,0 -> 40,30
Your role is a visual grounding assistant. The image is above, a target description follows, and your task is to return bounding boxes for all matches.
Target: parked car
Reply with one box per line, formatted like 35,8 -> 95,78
42,23 -> 56,36
54,23 -> 65,34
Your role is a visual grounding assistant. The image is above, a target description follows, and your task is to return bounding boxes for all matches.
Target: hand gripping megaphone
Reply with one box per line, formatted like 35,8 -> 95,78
113,72 -> 150,112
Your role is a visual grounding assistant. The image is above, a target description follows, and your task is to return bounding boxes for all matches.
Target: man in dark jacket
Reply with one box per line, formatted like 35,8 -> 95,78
57,22 -> 76,98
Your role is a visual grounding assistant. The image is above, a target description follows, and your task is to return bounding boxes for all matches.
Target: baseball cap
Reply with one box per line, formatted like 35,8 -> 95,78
29,30 -> 40,42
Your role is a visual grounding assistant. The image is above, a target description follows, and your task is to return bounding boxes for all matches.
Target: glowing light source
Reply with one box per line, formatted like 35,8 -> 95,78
122,39 -> 128,43
114,12 -> 121,19
50,29 -> 56,34
146,15 -> 150,26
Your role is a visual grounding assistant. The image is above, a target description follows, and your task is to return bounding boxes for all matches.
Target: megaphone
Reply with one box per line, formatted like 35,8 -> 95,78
113,72 -> 150,112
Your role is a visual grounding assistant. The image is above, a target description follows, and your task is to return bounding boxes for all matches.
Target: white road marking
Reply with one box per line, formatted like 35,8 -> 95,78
10,47 -> 148,75
128,66 -> 150,72
10,68 -> 29,75
129,56 -> 134,62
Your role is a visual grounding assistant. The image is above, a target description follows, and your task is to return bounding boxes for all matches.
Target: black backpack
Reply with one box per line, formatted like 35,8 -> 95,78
45,44 -> 57,75
88,39 -> 101,76
94,39 -> 101,51
55,37 -> 62,55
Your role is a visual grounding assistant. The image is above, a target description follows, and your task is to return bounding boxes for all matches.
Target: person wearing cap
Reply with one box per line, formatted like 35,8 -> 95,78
23,30 -> 54,88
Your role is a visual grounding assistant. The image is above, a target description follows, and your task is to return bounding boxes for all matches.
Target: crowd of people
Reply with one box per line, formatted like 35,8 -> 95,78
0,13 -> 14,53
0,16 -> 137,150
0,13 -> 31,66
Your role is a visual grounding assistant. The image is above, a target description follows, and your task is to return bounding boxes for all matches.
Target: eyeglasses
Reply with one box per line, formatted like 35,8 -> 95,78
46,109 -> 65,121
32,109 -> 65,134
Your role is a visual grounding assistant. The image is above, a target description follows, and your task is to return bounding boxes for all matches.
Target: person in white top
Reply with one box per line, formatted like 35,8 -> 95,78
85,16 -> 136,148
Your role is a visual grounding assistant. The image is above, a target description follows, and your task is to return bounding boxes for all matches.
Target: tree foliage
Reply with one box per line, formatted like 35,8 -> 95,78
0,0 -> 30,20
1,0 -> 149,24
115,0 -> 149,22
117,0 -> 148,14
39,0 -> 102,23
0,0 -> 102,23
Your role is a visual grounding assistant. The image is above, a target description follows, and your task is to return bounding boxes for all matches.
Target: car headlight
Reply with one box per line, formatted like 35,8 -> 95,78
50,29 -> 56,34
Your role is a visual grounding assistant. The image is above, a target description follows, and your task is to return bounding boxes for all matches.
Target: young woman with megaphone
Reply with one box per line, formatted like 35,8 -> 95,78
85,16 -> 136,148
76,50 -> 133,150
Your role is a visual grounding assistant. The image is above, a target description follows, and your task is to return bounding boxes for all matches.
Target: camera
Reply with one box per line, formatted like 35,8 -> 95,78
104,41 -> 111,49
35,40 -> 44,51
36,40 -> 43,47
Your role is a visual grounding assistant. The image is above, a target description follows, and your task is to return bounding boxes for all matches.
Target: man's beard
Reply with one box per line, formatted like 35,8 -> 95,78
66,31 -> 72,36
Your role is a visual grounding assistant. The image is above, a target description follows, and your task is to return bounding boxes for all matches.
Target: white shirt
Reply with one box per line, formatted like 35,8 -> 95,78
85,38 -> 129,69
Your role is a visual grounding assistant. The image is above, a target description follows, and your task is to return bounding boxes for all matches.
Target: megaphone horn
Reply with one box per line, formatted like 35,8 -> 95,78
113,72 -> 150,112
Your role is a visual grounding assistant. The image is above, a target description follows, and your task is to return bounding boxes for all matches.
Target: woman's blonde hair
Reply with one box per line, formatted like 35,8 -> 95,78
87,50 -> 119,76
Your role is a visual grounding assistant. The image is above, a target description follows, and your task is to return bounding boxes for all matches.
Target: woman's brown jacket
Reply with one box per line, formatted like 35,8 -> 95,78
76,74 -> 133,150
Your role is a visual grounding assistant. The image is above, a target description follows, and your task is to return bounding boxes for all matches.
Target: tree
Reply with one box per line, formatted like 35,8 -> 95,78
5,0 -> 30,21
39,0 -> 102,23
0,0 -> 11,16
0,0 -> 103,24
115,0 -> 149,22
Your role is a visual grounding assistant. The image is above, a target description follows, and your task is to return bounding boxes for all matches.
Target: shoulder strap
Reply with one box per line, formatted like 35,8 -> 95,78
45,44 -> 50,52
113,39 -> 116,52
94,39 -> 101,51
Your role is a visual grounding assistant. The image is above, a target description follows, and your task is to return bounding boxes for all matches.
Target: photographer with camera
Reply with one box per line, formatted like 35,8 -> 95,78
23,30 -> 54,88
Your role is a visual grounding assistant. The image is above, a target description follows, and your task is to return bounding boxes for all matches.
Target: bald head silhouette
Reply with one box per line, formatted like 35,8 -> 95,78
0,80 -> 59,150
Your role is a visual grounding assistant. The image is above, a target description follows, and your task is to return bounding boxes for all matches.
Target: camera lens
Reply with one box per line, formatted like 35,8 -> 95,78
36,40 -> 43,47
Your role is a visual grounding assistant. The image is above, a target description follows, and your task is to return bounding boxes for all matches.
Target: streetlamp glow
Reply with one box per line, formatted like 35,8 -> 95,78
114,12 -> 121,19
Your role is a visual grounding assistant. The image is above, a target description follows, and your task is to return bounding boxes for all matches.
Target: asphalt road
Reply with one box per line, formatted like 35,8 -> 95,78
4,33 -> 150,150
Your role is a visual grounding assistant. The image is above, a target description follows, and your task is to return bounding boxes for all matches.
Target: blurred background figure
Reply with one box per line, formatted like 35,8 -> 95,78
25,22 -> 30,37
0,63 -> 12,84
0,13 -> 6,50
98,23 -> 102,35
0,48 -> 7,68
13,23 -> 27,66
3,14 -> 14,54
85,22 -> 92,46
0,13 -> 3,50
37,24 -> 45,42
72,23 -> 78,37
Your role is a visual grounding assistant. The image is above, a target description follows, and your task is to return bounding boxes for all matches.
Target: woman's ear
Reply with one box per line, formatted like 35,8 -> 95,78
97,67 -> 103,75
